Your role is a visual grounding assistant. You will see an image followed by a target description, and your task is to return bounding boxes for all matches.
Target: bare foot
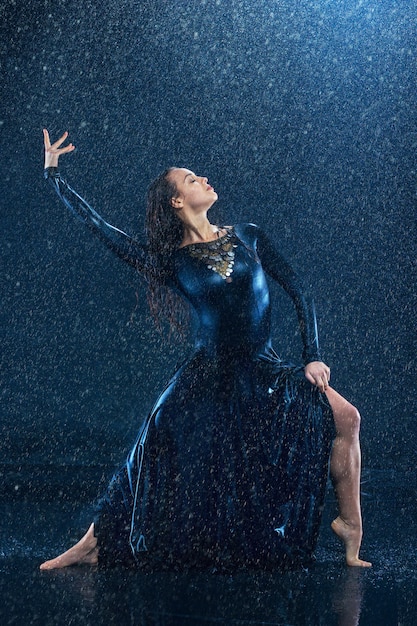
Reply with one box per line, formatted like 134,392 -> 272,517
40,523 -> 99,570
331,517 -> 372,567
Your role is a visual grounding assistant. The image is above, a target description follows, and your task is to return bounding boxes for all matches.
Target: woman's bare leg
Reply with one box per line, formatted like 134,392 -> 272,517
325,387 -> 371,567
39,523 -> 98,570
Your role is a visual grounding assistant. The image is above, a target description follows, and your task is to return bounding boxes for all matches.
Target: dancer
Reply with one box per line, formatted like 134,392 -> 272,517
40,130 -> 371,570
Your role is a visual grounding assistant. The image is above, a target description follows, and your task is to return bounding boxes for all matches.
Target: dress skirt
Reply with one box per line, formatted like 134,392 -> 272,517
95,345 -> 335,571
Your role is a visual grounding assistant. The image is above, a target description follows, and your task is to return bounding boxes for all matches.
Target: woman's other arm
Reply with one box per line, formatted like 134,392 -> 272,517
255,225 -> 330,392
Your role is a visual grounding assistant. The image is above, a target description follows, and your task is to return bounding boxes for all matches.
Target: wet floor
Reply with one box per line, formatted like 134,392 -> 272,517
1,468 -> 416,625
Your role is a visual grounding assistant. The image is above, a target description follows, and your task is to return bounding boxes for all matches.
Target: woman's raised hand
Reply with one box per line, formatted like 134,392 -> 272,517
43,129 -> 75,169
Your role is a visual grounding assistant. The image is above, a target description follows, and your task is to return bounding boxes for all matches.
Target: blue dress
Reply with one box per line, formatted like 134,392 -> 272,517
45,167 -> 335,570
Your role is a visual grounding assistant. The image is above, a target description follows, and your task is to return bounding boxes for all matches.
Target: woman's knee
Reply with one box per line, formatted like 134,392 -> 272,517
337,403 -> 361,438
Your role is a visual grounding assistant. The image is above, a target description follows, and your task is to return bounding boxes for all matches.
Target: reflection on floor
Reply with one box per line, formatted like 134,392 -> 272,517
0,468 -> 416,625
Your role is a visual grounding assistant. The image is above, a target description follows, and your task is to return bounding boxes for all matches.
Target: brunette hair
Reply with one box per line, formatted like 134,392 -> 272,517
144,168 -> 189,337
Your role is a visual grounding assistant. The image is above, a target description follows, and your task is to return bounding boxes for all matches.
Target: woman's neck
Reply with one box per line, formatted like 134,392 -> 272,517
180,215 -> 218,246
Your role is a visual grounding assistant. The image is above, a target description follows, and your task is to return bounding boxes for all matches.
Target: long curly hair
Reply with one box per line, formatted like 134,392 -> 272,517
144,167 -> 189,337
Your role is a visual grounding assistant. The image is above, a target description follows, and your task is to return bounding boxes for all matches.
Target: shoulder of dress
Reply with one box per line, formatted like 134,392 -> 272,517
233,222 -> 262,244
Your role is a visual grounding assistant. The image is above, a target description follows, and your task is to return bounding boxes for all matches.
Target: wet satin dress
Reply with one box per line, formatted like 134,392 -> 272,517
45,167 -> 335,570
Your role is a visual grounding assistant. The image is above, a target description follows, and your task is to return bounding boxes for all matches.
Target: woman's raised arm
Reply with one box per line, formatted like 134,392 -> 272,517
43,130 -> 147,270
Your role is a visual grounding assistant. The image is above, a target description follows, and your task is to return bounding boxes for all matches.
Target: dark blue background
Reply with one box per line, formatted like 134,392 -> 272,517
2,0 -> 415,480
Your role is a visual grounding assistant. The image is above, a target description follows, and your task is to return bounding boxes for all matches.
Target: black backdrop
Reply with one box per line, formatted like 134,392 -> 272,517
2,0 -> 416,485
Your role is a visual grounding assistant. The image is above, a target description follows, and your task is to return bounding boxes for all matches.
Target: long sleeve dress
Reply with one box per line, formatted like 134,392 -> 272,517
44,167 -> 335,571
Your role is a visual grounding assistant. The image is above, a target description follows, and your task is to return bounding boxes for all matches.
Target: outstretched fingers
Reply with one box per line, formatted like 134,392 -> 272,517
43,128 -> 75,152
43,129 -> 75,168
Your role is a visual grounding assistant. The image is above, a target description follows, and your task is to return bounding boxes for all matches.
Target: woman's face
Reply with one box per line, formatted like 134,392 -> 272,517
168,168 -> 218,215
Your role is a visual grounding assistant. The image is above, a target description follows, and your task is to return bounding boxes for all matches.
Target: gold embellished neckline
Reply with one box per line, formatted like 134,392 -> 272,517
178,227 -> 230,250
182,227 -> 237,281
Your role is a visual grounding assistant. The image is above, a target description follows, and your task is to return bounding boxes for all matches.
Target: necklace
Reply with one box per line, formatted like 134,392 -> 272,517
186,228 -> 237,281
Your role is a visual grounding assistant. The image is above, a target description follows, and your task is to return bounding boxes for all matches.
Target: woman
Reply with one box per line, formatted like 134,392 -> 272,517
40,130 -> 371,570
